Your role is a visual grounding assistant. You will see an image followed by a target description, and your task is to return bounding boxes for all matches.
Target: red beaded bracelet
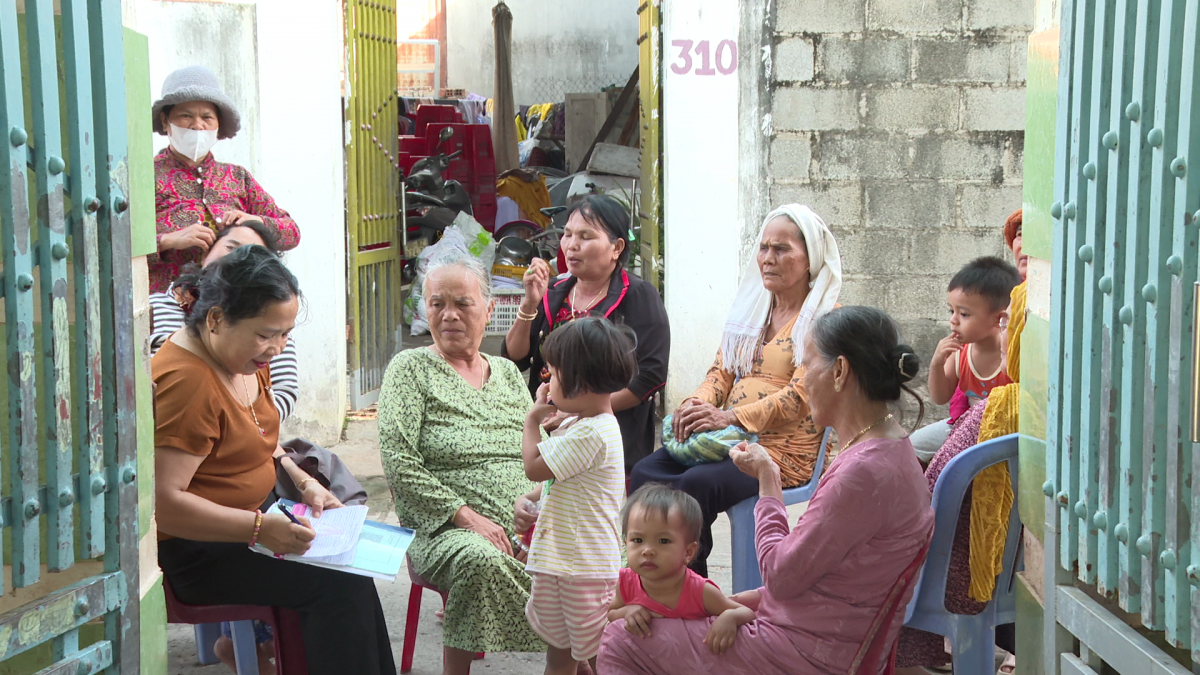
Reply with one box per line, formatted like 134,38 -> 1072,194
248,510 -> 264,547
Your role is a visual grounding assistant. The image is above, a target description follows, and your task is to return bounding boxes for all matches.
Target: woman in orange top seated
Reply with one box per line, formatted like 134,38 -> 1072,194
153,245 -> 396,675
628,205 -> 843,577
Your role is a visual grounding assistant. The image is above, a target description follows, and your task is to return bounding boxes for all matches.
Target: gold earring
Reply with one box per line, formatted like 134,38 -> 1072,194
834,382 -> 841,393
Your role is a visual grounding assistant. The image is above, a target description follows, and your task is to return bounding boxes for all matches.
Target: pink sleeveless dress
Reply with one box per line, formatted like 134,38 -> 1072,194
618,567 -> 717,619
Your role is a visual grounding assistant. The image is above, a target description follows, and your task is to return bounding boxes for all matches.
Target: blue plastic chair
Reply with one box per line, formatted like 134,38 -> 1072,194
903,433 -> 1022,675
193,621 -> 260,674
727,427 -> 831,593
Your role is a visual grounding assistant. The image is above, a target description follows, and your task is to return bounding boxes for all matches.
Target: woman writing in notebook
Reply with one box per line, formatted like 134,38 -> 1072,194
153,245 -> 396,675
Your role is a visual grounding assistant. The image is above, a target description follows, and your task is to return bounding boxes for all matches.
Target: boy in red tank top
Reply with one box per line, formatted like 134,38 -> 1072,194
928,256 -> 1022,406
909,256 -> 1021,463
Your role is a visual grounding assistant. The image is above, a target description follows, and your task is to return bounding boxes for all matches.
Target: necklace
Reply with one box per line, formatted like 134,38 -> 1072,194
570,283 -> 605,318
839,413 -> 894,454
239,374 -> 266,436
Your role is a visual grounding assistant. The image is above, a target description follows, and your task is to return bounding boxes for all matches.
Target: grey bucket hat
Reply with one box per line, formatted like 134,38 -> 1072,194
152,65 -> 241,140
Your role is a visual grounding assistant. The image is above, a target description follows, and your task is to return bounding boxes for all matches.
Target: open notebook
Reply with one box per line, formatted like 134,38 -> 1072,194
251,501 -> 414,581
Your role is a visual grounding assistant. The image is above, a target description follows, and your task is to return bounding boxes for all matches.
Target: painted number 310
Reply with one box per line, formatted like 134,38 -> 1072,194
670,39 -> 738,76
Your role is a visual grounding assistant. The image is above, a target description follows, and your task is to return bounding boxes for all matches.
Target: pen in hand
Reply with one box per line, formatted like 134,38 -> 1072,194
278,503 -> 304,526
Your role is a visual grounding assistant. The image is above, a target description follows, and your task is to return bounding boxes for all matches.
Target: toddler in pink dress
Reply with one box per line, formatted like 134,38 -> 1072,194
608,484 -> 755,653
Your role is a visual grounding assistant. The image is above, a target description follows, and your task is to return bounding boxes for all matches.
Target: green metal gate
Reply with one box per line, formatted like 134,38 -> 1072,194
0,0 -> 139,672
346,0 -> 402,410
1045,0 -> 1198,670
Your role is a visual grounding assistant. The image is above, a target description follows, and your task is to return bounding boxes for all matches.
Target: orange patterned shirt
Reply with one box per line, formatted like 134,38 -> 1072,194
690,315 -> 823,487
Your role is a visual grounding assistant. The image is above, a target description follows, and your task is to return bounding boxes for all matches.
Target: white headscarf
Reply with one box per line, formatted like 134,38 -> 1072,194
718,204 -> 843,377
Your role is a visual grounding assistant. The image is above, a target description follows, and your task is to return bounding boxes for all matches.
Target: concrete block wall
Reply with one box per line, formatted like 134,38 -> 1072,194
767,0 -> 1032,405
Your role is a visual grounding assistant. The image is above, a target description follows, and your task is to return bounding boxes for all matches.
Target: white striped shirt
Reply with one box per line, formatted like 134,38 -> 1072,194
526,414 -> 625,579
149,291 -> 300,422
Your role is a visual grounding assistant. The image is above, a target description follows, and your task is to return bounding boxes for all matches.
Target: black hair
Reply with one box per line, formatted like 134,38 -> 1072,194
176,244 -> 301,335
620,483 -> 703,544
947,256 -> 1021,313
214,220 -> 281,256
810,306 -> 924,427
565,194 -> 632,268
540,317 -> 637,398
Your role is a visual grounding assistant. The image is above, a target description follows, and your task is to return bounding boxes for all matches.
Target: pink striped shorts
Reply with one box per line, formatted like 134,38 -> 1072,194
525,573 -> 618,661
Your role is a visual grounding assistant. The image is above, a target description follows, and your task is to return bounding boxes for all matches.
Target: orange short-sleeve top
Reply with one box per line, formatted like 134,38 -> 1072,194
152,339 -> 279,527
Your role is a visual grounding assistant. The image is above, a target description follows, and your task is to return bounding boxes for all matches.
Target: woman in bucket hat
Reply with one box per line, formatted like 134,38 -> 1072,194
151,65 -> 300,294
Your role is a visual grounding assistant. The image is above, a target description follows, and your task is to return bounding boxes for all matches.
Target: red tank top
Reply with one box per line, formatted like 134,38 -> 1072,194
618,567 -> 717,620
956,343 -> 1013,405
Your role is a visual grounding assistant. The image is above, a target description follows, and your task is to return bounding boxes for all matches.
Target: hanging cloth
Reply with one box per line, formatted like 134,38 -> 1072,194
491,2 -> 519,172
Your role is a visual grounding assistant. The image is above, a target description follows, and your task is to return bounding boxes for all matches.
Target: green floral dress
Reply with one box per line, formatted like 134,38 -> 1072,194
379,348 -> 545,653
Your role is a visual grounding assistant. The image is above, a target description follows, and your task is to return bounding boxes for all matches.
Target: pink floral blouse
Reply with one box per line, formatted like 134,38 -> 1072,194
151,149 -> 300,293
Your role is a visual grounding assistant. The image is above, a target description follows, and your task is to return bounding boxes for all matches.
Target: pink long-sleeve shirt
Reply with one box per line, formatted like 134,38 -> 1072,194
599,436 -> 934,675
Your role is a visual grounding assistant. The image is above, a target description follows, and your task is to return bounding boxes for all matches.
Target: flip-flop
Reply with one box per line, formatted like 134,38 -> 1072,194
997,652 -> 1016,674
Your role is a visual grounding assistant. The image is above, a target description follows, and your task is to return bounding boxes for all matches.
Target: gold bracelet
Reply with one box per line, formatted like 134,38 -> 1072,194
248,510 -> 264,547
296,477 -> 317,490
516,309 -> 538,322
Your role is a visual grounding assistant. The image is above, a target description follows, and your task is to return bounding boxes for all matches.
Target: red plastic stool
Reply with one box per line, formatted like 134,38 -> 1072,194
164,577 -> 309,675
401,558 -> 484,674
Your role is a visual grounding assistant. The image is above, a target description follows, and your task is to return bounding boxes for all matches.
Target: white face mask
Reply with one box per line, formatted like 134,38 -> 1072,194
168,122 -> 219,162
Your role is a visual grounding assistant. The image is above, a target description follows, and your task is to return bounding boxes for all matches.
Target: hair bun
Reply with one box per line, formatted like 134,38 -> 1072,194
889,344 -> 921,383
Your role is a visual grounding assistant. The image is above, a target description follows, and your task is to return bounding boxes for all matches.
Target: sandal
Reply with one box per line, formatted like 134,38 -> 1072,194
998,652 -> 1016,674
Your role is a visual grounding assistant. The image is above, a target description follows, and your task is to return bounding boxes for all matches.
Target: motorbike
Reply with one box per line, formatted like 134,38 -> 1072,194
404,126 -> 473,248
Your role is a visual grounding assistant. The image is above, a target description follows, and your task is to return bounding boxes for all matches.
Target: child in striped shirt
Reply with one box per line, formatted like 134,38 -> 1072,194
521,317 -> 636,675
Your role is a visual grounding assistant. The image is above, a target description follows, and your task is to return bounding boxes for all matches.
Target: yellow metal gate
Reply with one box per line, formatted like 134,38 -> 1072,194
637,0 -> 663,289
346,0 -> 402,409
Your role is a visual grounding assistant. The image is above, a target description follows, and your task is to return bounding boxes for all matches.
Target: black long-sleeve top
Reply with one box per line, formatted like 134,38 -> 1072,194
501,269 -> 671,471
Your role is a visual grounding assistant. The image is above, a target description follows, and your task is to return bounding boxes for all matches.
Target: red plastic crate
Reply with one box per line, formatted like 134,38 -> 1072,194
413,104 -> 464,136
399,136 -> 428,156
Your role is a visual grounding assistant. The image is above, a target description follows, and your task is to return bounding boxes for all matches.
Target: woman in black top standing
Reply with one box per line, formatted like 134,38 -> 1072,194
502,195 -> 670,472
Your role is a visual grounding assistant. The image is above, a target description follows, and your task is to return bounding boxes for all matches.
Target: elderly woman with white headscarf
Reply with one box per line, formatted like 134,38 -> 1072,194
628,205 -> 842,577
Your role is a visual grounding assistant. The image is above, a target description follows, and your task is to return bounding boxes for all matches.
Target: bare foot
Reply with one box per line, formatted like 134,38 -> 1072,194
213,635 -> 236,673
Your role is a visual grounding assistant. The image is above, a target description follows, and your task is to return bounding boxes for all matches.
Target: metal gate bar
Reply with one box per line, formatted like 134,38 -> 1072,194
1,0 -> 42,593
346,0 -> 400,409
0,0 -> 138,671
64,0 -> 107,563
1049,0 -> 1200,664
27,0 -> 76,575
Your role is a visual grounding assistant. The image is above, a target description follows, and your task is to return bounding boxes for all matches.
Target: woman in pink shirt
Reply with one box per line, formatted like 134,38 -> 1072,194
598,306 -> 935,675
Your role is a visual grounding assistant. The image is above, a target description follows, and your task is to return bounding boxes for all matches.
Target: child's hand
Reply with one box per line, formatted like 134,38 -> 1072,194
541,410 -> 571,432
622,605 -> 659,638
513,495 -> 540,535
703,612 -> 740,654
528,383 -> 558,424
933,334 -> 962,366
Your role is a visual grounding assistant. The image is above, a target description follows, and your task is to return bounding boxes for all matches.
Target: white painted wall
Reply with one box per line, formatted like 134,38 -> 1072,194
137,0 -> 348,445
256,0 -> 348,446
445,0 -> 639,104
662,1 -> 743,406
140,1 -> 261,174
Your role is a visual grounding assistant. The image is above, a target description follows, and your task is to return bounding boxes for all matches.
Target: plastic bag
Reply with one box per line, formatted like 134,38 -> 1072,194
518,115 -> 546,167
453,211 -> 496,274
404,215 -> 497,336
660,414 -> 758,467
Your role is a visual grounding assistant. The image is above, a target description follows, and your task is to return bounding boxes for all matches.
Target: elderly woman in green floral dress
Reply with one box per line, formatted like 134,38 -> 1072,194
380,256 -> 544,674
